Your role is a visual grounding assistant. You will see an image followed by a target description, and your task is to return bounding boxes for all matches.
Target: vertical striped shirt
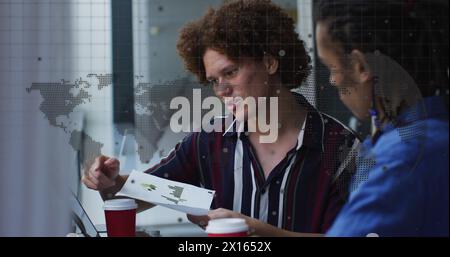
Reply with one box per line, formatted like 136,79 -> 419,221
145,93 -> 359,233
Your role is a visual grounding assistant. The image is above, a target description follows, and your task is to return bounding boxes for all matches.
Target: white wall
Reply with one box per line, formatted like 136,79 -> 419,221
0,0 -> 74,236
0,0 -> 116,234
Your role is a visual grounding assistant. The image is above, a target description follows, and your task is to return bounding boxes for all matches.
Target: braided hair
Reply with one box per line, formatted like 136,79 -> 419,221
314,0 -> 448,97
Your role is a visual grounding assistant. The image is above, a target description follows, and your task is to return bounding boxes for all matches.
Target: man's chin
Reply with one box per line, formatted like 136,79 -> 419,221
352,110 -> 371,122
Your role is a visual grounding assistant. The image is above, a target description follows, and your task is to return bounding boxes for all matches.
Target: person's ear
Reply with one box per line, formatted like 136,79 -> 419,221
263,55 -> 279,75
349,49 -> 371,83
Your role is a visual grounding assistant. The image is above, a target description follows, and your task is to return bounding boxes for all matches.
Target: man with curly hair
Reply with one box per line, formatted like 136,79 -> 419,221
83,0 -> 358,236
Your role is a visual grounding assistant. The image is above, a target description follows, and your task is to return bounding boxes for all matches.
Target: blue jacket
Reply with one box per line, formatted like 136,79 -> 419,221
327,96 -> 449,236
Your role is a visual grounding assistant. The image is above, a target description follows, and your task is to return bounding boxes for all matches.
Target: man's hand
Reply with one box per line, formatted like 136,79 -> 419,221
188,208 -> 322,237
80,155 -> 152,211
81,155 -> 120,191
187,208 -> 254,233
186,214 -> 210,230
207,208 -> 247,220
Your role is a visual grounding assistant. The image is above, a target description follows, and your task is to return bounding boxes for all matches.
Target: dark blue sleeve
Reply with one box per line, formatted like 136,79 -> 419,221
143,132 -> 201,187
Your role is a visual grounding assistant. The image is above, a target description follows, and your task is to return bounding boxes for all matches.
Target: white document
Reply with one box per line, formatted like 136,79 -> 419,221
116,170 -> 215,216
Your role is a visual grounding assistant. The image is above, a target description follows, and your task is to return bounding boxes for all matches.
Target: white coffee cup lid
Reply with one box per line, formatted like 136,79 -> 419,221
205,218 -> 248,234
103,199 -> 137,211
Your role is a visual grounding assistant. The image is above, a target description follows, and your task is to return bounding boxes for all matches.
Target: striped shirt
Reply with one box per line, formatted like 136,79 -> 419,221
145,93 -> 359,233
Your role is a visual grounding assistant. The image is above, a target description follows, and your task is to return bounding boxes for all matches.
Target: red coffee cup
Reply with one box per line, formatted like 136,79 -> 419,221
205,218 -> 249,237
103,199 -> 137,237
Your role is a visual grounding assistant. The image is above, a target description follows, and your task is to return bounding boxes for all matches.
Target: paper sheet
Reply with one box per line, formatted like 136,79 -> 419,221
116,171 -> 215,216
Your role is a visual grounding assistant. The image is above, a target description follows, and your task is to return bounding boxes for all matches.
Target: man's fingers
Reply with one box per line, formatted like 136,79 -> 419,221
86,155 -> 113,175
186,214 -> 209,229
104,158 -> 117,166
82,175 -> 98,190
207,208 -> 231,220
82,155 -> 116,191
88,169 -> 115,189
187,214 -> 203,223
92,155 -> 110,171
87,170 -> 101,185
103,158 -> 119,175
85,157 -> 101,177
95,170 -> 116,188
93,156 -> 105,171
207,208 -> 243,220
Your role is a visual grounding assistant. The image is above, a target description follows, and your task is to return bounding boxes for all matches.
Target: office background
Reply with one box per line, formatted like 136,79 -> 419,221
0,0 -> 363,236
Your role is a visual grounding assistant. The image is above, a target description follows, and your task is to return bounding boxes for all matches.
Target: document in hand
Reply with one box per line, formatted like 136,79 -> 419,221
116,170 -> 215,216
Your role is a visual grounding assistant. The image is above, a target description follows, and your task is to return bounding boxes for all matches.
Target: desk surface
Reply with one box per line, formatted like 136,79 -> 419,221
142,222 -> 207,237
96,222 -> 207,237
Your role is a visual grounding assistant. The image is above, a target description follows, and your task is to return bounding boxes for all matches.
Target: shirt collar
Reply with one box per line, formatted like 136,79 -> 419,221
222,114 -> 242,137
382,96 -> 449,134
223,92 -> 325,152
293,93 -> 325,152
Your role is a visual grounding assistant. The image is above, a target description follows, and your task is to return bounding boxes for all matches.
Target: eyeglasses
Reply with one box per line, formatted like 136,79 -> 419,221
207,67 -> 240,93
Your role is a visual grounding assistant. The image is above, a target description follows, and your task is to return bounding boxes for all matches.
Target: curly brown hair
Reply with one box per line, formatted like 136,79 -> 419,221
176,0 -> 311,89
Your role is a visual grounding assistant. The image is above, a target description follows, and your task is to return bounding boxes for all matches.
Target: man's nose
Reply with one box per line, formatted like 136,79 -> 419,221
215,82 -> 233,97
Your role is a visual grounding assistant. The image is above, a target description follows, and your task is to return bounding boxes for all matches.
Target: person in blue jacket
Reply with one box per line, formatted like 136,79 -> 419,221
314,0 -> 449,236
